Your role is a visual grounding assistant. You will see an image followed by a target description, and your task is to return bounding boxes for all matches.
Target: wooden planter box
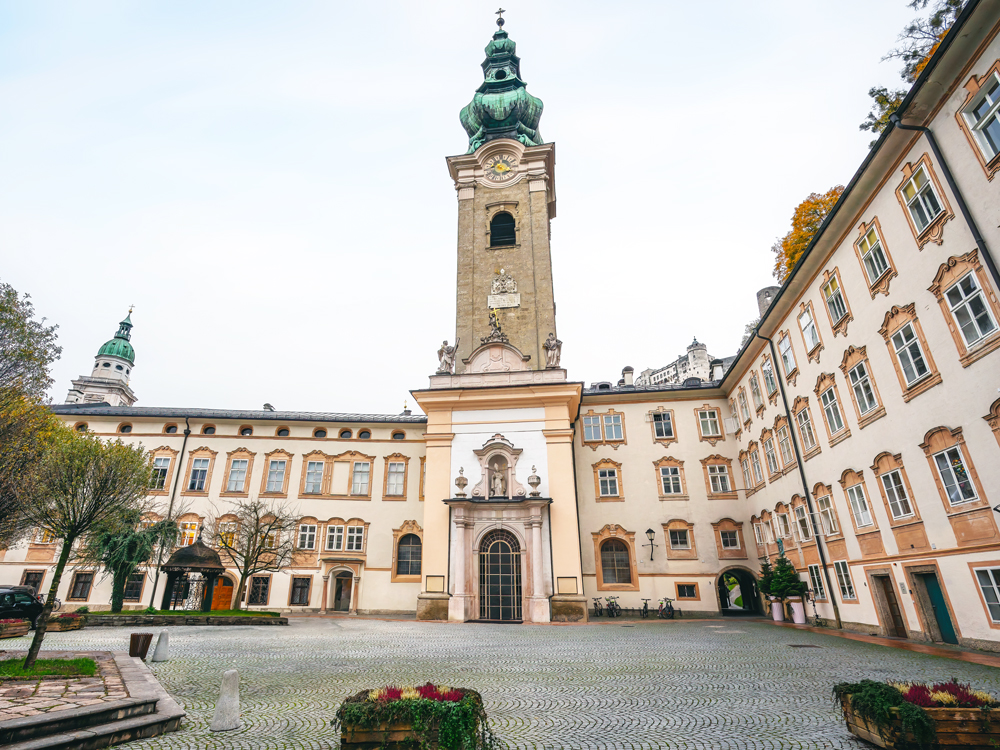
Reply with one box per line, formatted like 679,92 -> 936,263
842,696 -> 1000,749
47,616 -> 86,632
0,621 -> 30,639
341,723 -> 439,749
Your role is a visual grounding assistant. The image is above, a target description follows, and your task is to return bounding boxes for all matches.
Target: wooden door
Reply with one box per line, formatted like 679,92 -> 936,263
211,577 -> 234,610
877,576 -> 907,638
334,576 -> 352,612
917,573 -> 958,644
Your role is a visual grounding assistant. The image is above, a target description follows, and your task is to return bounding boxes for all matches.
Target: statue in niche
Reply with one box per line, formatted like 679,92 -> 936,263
490,460 -> 507,497
543,332 -> 562,368
437,339 -> 459,374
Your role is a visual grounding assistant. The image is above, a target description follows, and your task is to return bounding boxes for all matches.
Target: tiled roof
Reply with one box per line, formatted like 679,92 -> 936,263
50,404 -> 427,424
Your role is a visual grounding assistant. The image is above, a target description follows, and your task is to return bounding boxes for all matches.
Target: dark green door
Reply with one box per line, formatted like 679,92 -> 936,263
917,573 -> 958,645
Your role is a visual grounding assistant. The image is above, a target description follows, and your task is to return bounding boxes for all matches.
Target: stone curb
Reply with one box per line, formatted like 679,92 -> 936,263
85,616 -> 286,628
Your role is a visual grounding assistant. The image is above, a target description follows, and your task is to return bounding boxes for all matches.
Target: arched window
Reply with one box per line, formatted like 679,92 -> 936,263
339,429 -> 352,439
118,424 -> 132,434
164,424 -> 178,434
277,428 -> 290,437
396,534 -> 422,576
600,539 -> 632,584
392,431 -> 405,440
490,212 -> 516,247
240,426 -> 253,436
358,430 -> 371,440
313,428 -> 327,438
75,422 -> 88,432
202,425 -> 216,435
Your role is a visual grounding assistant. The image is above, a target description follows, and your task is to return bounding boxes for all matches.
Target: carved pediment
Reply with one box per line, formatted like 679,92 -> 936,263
463,342 -> 531,373
469,434 -> 527,499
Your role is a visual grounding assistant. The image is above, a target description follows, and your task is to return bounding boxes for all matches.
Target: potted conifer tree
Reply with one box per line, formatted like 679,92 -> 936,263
757,556 -> 783,621
769,553 -> 808,624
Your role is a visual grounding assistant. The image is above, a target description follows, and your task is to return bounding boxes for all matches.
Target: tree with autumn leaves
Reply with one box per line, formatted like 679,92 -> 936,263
770,186 -> 844,283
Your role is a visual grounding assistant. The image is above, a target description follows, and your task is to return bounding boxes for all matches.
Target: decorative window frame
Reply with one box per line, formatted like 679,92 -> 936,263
773,415 -> 797,474
200,424 -> 217,435
838,468 -> 881,536
813,372 -> 852,447
811,482 -> 843,540
869,453 -> 922,530
591,524 -> 639,592
220,447 -> 256,498
322,516 -> 371,557
66,570 -> 96,602
745,440 -> 766,493
759,427 -> 782,480
853,218 -> 898,298
694,404 -> 725,446
711,518 -> 747,560
238,425 -> 254,437
648,406 -> 678,448
928,250 -> 1000,366
749,372 -> 765,417
149,446 -> 179,496
878,303 -> 942,402
838,345 -> 886,429
592,458 -> 624,502
761,355 -> 780,406
662,519 -> 697,560
324,451 -> 377,499
382,453 -> 411,501
894,155 -> 954,249
485,201 -> 522,249
298,451 -> 333,497
675,582 -> 701,601
985,398 -> 1000,450
737,387 -> 752,429
700,455 -> 737,500
791,396 -> 821,461
919,427 -> 990,515
653,456 -> 688,501
275,425 -> 291,438
968,559 -> 1000,630
293,516 -> 320,556
580,408 -> 627,450
260,449 -> 294,497
391,520 -> 423,583
287,575 -> 314,607
820,267 -> 854,337
773,502 -> 796,548
162,423 -> 177,434
19,569 -> 46,591
790,495 -> 816,545
955,62 -> 1000,180
797,301 -> 825,364
776,330 -> 799,386
181,446 -> 218,497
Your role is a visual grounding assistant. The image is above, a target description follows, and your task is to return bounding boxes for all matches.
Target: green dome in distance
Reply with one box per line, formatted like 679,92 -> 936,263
96,311 -> 135,365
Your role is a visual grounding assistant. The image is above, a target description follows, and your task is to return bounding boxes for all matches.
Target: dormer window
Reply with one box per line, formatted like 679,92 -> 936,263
490,212 -> 516,247
277,428 -> 290,437
240,427 -> 253,436
102,362 -> 110,367
115,365 -> 123,371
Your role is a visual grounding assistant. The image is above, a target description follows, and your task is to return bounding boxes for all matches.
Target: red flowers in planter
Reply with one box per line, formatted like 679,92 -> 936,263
367,683 -> 464,703
0,619 -> 28,624
891,679 -> 997,708
57,613 -> 82,619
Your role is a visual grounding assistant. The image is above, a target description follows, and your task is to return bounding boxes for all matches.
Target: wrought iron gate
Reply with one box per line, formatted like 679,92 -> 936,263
478,529 -> 522,622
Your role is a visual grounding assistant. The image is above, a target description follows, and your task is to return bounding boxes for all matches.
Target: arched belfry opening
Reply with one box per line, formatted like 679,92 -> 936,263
490,211 -> 516,247
478,528 -> 523,621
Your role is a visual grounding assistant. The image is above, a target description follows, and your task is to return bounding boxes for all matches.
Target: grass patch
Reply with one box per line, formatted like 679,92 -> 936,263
0,657 -> 97,680
87,609 -> 280,618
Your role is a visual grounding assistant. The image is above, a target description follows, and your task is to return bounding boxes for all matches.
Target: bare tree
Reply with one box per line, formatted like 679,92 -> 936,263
19,429 -> 152,668
209,498 -> 296,611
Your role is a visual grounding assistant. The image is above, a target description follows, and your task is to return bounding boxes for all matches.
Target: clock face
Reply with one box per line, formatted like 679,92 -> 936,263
484,154 -> 517,183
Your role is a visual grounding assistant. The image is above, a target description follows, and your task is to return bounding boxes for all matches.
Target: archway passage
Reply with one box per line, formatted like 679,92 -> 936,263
210,575 -> 234,610
718,569 -> 759,616
479,529 -> 522,622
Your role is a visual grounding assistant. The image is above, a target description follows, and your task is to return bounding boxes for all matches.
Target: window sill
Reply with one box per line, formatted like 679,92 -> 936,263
828,428 -> 852,448
699,433 -> 725,446
900,372 -> 942,402
959,330 -> 1000,367
659,494 -> 690,501
831,313 -> 853,338
913,210 -> 952,250
488,243 -> 520,251
805,342 -> 824,365
220,491 -> 250,498
784,368 -> 799,387
653,437 -> 678,448
382,495 -> 407,502
707,492 -> 738,500
391,575 -> 421,584
867,268 -> 898,298
596,495 -> 625,502
596,581 -> 640,592
802,445 -> 822,462
857,405 -> 886,430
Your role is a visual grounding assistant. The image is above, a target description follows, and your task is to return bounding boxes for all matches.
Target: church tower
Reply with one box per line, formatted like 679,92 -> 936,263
65,311 -> 138,406
449,14 -> 557,372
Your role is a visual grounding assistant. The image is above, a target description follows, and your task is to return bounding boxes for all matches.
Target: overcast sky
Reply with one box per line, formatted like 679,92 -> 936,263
1,1 -> 918,414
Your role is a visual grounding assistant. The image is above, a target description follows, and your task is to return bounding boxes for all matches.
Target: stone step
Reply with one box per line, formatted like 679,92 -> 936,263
0,698 -> 156,745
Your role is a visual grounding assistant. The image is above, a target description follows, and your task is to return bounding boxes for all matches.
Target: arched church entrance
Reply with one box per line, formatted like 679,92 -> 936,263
210,574 -> 235,610
478,529 -> 522,622
717,567 -> 760,616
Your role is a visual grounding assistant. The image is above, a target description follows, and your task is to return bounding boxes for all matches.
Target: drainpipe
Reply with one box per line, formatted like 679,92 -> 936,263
148,417 -> 190,608
753,330 -> 843,629
889,115 -> 1000,292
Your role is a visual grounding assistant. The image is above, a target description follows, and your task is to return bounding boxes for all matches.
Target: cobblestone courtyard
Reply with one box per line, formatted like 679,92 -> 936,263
15,618 -> 1000,749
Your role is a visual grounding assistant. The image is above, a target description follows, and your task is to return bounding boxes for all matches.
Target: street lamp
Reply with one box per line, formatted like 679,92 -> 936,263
644,528 -> 658,561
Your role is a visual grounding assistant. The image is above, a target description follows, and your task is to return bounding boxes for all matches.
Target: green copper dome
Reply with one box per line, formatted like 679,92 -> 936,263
96,312 -> 135,365
459,17 -> 544,154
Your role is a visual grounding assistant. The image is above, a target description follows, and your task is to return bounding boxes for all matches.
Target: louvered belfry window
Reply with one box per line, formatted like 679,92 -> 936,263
490,212 -> 516,247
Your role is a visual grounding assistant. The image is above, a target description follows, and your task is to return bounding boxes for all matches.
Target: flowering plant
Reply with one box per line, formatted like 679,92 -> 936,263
0,619 -> 28,624
367,683 -> 465,703
57,613 -> 83,619
889,679 -> 997,708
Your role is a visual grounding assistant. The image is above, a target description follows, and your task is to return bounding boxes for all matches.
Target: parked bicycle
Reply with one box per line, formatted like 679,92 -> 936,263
592,597 -> 604,617
657,597 -> 675,620
605,596 -> 622,618
641,598 -> 650,618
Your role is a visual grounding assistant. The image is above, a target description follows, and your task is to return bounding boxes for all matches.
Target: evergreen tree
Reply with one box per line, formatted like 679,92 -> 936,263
769,553 -> 807,600
757,555 -> 776,597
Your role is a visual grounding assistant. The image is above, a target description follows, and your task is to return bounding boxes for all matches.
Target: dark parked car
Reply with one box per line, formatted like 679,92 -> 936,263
0,585 -> 45,629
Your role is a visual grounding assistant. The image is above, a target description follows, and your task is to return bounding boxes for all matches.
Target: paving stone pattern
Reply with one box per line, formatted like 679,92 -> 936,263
0,651 -> 127,720
17,619 -> 1000,749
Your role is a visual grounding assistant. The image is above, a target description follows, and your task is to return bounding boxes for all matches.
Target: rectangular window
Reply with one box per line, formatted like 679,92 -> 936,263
598,468 -> 619,497
823,276 -> 848,323
750,452 -> 764,486
669,529 -> 690,549
761,359 -> 777,395
227,458 -> 248,493
70,572 -> 94,600
699,409 -> 721,437
834,561 -> 857,600
794,506 -> 812,540
945,273 -> 997,347
188,458 -> 209,491
753,523 -> 764,546
21,571 -> 43,593
975,567 -> 1000,622
776,426 -> 794,465
846,484 -> 874,527
965,73 -> 1000,159
123,573 -> 144,601
858,226 -> 890,284
933,447 -> 978,505
290,577 -> 311,606
603,414 -> 623,441
848,362 -> 879,415
750,375 -> 763,410
880,471 -> 913,519
738,391 -> 751,422
218,521 -> 236,547
659,466 -> 682,495
386,461 -> 406,496
796,409 -> 817,450
808,564 -> 826,600
326,524 -> 344,551
741,458 -> 751,488
266,459 -> 286,493
248,576 -> 270,606
677,584 -> 697,599
902,165 -> 943,233
891,323 -> 929,385
776,513 -> 791,538
652,411 -> 674,439
179,522 -> 198,547
720,530 -> 739,549
151,457 -> 170,490
816,495 -> 838,535
778,335 -> 796,376
351,462 -> 371,495
297,524 -> 317,550
346,526 -> 364,552
304,461 -> 324,494
708,464 -> 730,493
764,439 -> 779,475
799,308 -> 821,351
820,389 -> 845,434
583,415 -> 602,442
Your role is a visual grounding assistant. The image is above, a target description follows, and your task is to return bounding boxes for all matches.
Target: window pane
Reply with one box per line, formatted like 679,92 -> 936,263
397,534 -> 422,576
600,539 -> 631,584
976,569 -> 1000,622
934,448 -> 977,504
847,485 -> 874,527
227,459 -> 248,493
352,462 -> 371,494
305,461 -> 324,494
583,416 -> 602,442
660,466 -> 681,494
669,529 -> 689,549
880,471 -> 912,518
266,460 -> 286,493
604,414 -> 623,441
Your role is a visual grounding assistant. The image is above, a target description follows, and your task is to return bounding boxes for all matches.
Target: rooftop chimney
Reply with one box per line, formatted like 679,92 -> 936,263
622,366 -> 634,386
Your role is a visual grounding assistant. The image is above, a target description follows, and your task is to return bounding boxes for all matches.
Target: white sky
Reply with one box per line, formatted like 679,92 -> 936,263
1,1 -> 917,414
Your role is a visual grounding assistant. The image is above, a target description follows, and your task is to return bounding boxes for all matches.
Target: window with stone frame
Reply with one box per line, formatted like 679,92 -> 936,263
958,64 -> 1000,178
297,524 -> 317,550
798,303 -> 823,361
750,449 -> 764,487
775,420 -> 795,466
974,567 -> 1000,623
326,524 -> 345,551
304,461 -> 324,494
834,561 -> 857,600
583,414 -> 602,442
290,577 -> 311,606
669,529 -> 690,549
822,271 -> 850,328
808,564 -> 826,600
900,164 -> 944,234
775,512 -> 792,539
248,576 -> 270,606
346,525 -> 365,552
600,539 -> 632,585
879,304 -> 942,402
778,332 -> 797,382
929,251 -> 1000,366
179,521 -> 199,547
265,459 -> 287,494
815,494 -> 838,535
792,398 -> 819,456
763,436 -> 780,476
818,382 -> 847,440
895,156 -> 954,248
676,583 -> 698,600
697,407 -> 723,442
654,457 -> 686,499
845,483 -> 875,528
123,573 -> 144,601
582,409 -> 627,448
881,470 -> 914,519
702,456 -> 735,498
217,520 -> 237,547
650,409 -> 675,443
598,468 -> 619,498
794,505 -> 813,541
188,458 -> 210,491
386,461 -> 405,496
395,533 -> 422,576
663,520 -> 697,560
227,458 -> 250,492
712,518 -> 746,559
603,413 -> 624,442
151,456 -> 171,490
854,219 -> 896,296
68,572 -> 94,601
740,457 -> 751,489
761,357 -> 778,397
945,272 -> 997,347
749,373 -> 764,412
351,461 -> 371,495
720,530 -> 739,549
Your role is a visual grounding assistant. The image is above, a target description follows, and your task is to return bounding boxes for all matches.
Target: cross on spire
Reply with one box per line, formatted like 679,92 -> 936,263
495,7 -> 506,27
